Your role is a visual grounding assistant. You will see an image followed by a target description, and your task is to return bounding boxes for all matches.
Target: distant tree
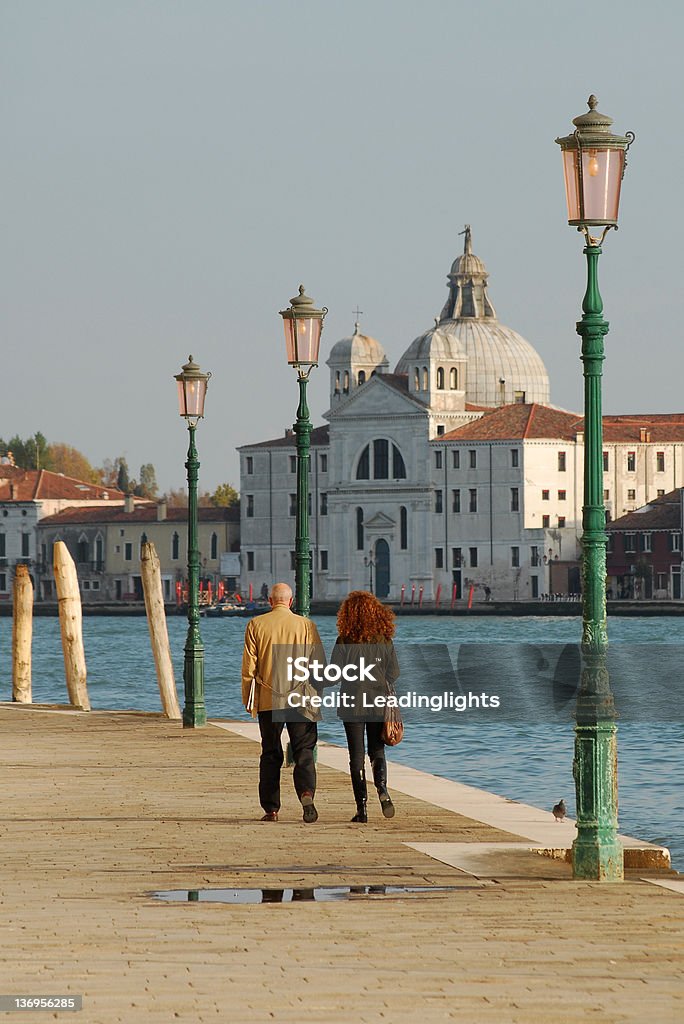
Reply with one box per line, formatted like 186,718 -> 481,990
138,463 -> 158,499
165,487 -> 188,507
117,459 -> 130,493
0,432 -> 52,470
210,483 -> 239,508
47,443 -> 100,483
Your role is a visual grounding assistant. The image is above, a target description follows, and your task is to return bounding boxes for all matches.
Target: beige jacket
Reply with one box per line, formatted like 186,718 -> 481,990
241,605 -> 324,715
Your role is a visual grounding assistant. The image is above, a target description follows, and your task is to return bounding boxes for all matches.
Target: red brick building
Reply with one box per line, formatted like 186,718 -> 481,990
606,489 -> 683,600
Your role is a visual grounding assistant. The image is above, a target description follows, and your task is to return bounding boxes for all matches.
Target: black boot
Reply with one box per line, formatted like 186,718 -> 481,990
372,757 -> 395,818
350,768 -> 367,822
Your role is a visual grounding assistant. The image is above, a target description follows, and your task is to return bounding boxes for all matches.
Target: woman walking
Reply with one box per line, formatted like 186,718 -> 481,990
332,591 -> 400,822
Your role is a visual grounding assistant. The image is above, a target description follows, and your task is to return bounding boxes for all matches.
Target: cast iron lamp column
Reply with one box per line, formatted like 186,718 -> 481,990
364,551 -> 376,594
280,287 -> 328,617
174,355 -> 211,727
556,97 -> 634,880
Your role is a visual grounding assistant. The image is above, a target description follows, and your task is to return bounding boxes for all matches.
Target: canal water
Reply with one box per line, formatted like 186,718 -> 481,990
1,614 -> 682,868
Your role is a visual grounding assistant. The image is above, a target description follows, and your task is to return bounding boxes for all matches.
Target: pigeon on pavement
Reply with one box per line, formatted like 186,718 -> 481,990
552,799 -> 567,822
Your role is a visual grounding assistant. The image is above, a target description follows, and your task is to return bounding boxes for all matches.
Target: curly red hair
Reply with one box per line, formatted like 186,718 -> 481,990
336,590 -> 396,643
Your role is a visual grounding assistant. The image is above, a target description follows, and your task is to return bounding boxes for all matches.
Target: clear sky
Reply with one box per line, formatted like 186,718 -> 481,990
2,1 -> 681,493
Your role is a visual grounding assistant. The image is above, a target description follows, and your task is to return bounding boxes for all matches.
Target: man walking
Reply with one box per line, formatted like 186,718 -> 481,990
242,582 -> 324,823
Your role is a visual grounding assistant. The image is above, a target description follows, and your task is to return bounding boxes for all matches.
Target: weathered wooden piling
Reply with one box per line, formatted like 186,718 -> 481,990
141,541 -> 181,720
53,541 -> 91,710
12,564 -> 33,703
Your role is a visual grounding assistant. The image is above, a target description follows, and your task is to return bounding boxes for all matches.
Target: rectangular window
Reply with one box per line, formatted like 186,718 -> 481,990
627,451 -> 636,472
603,489 -> 610,501
627,489 -> 636,501
511,449 -> 519,468
92,580 -> 100,591
320,453 -> 328,473
469,450 -> 477,469
320,493 -> 328,516
435,490 -> 443,514
400,506 -> 408,550
510,487 -> 519,512
530,546 -> 540,567
289,494 -> 296,516
320,550 -> 328,571
0,534 -> 5,557
542,515 -> 550,528
21,534 -> 30,557
124,542 -> 133,561
290,551 -> 296,570
435,548 -> 444,569
558,516 -> 566,528
82,580 -> 90,591
247,551 -> 254,571
624,535 -> 636,553
603,451 -> 609,472
469,489 -> 477,513
558,451 -> 566,472
511,546 -> 520,568
469,547 -> 478,568
657,489 -> 665,498
641,533 -> 652,552
514,390 -> 526,404
0,573 -> 5,591
289,455 -> 296,473
657,451 -> 665,473
531,576 -> 539,598
308,493 -> 312,516
671,533 -> 682,552
246,494 -> 254,518
452,450 -> 460,470
452,547 -> 462,568
542,489 -> 550,501
435,451 -> 443,469
452,489 -> 461,513
657,572 -> 667,591
558,490 -> 566,501
246,456 -> 253,475
436,425 -> 445,437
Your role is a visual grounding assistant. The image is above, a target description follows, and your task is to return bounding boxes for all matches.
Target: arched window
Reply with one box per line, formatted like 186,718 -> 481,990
422,366 -> 429,391
358,370 -> 366,385
356,441 -> 407,480
450,367 -> 458,389
211,532 -> 218,559
437,367 -> 445,390
334,371 -> 340,394
95,535 -> 104,568
172,532 -> 180,560
76,535 -> 89,564
343,371 -> 350,394
356,507 -> 364,551
414,368 -> 420,391
400,506 -> 408,549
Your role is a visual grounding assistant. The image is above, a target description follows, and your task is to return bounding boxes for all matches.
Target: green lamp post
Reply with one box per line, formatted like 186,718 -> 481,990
174,355 -> 211,727
279,286 -> 328,617
556,97 -> 634,880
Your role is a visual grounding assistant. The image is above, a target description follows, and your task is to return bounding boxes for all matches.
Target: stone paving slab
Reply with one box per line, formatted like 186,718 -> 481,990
0,705 -> 682,1023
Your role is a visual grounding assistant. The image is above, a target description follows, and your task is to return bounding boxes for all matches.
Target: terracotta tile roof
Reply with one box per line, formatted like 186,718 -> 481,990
239,425 -> 330,451
0,468 -> 124,502
601,416 -> 684,443
606,490 -> 682,532
437,404 -> 580,441
38,504 -> 240,526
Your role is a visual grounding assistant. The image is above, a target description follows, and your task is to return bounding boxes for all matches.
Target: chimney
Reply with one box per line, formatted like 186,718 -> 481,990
124,494 -> 134,514
640,427 -> 647,442
9,483 -> 15,500
157,499 -> 167,521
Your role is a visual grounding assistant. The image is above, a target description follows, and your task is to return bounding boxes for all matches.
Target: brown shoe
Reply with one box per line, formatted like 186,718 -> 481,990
261,811 -> 278,822
301,792 -> 318,824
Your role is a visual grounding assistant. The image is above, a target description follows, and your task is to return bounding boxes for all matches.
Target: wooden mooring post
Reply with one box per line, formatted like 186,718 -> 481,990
12,564 -> 33,703
53,541 -> 91,710
141,541 -> 181,720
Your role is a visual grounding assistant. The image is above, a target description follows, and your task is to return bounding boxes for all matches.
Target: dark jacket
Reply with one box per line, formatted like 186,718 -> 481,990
331,636 -> 400,721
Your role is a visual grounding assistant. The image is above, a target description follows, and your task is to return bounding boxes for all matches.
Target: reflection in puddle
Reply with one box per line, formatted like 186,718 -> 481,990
152,884 -> 477,903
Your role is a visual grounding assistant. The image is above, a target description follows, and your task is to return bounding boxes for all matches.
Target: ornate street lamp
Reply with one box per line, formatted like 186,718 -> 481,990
364,551 -> 376,594
556,97 -> 634,880
280,286 -> 328,617
174,355 -> 211,727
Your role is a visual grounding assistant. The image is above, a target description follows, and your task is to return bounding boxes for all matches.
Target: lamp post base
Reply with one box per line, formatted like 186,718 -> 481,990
572,835 -> 623,881
182,638 -> 206,729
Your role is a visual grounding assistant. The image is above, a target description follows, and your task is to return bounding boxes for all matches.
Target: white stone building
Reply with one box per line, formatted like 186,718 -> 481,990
238,229 -> 684,602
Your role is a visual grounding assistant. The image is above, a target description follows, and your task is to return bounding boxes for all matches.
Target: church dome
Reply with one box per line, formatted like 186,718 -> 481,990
326,324 -> 388,368
395,226 -> 550,407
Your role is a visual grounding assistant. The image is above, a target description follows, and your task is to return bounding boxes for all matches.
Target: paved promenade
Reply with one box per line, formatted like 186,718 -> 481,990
1,705 -> 682,1023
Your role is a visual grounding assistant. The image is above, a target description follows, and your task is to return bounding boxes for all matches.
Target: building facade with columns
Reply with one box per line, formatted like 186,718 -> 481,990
239,229 -> 684,602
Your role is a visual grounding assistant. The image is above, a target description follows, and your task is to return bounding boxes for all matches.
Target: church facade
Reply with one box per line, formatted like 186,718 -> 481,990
239,230 -> 684,602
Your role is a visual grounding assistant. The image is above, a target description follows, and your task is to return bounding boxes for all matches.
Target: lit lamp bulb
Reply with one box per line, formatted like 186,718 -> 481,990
587,150 -> 599,177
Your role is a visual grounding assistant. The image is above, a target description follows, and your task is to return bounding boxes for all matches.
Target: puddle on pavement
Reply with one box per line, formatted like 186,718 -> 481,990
152,884 -> 479,903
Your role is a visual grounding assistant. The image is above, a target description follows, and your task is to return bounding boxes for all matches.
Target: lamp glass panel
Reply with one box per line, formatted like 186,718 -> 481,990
580,147 -> 624,224
177,380 -> 188,417
283,318 -> 297,363
285,316 -> 322,364
561,150 -> 581,222
181,378 -> 207,418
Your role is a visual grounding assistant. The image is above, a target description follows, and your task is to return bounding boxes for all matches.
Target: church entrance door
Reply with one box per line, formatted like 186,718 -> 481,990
375,539 -> 390,599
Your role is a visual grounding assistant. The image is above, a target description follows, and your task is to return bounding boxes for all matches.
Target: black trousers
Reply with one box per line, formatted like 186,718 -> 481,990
257,710 -> 317,813
343,721 -> 385,773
